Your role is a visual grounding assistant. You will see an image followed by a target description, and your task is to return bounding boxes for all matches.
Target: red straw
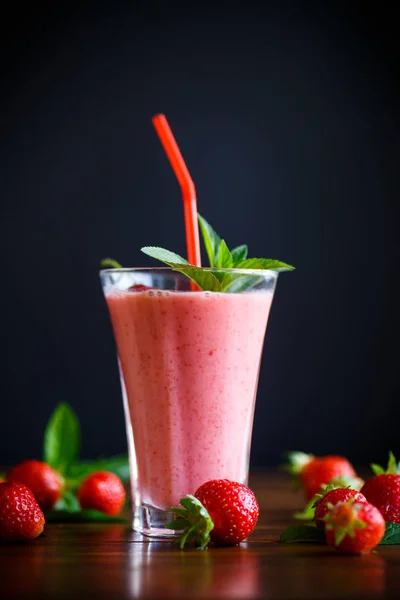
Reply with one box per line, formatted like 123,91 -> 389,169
152,114 -> 202,268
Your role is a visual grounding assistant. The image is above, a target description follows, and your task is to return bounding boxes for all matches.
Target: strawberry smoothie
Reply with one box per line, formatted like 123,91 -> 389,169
106,288 -> 274,509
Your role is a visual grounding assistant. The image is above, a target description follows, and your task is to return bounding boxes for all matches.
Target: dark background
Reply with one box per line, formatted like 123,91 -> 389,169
1,1 -> 399,469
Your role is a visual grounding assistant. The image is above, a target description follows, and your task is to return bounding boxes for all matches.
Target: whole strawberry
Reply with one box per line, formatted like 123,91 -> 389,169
361,452 -> 400,524
168,479 -> 259,549
0,482 -> 45,541
7,460 -> 63,511
285,452 -> 357,500
314,486 -> 367,528
323,498 -> 385,554
78,471 -> 126,516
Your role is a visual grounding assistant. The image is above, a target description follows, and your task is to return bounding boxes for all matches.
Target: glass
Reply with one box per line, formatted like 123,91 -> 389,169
100,267 -> 278,537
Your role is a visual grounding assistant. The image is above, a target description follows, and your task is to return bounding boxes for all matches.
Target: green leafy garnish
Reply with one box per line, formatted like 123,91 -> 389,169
39,403 -> 129,522
197,214 -> 222,267
43,403 -> 80,477
380,522 -> 400,545
103,213 -> 294,292
281,521 -> 400,546
166,494 -> 214,550
280,525 -> 326,544
371,451 -> 400,475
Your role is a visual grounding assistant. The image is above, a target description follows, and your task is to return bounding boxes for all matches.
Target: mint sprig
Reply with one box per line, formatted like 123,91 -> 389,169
39,403 -> 130,522
140,214 -> 294,291
102,213 -> 294,292
44,403 -> 80,477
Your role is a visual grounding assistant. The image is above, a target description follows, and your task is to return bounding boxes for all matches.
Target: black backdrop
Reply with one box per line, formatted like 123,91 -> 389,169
1,1 -> 399,469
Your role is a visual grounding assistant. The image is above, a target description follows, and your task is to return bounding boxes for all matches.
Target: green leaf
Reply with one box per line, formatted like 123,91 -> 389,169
371,452 -> 400,476
231,244 -> 248,263
387,451 -> 399,474
44,509 -> 128,523
100,258 -> 123,269
282,452 -> 314,475
54,491 -> 80,512
294,496 -> 318,521
215,240 -> 233,268
236,258 -> 295,272
164,263 -> 223,292
43,403 -> 80,476
141,246 -> 189,265
380,522 -> 400,545
371,463 -> 385,475
280,525 -> 326,544
197,214 -> 222,267
220,273 -> 265,293
167,494 -> 214,550
68,455 -> 130,484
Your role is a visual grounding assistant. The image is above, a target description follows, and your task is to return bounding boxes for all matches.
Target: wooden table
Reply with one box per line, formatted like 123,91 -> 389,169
1,472 -> 399,599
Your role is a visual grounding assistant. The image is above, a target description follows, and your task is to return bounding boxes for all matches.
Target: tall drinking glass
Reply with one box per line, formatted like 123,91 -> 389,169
100,267 -> 278,536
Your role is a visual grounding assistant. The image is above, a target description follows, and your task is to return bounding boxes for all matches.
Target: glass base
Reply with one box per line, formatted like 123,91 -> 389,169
133,504 -> 183,538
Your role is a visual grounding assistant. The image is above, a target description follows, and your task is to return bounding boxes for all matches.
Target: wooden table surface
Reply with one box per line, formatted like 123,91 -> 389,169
1,471 -> 399,599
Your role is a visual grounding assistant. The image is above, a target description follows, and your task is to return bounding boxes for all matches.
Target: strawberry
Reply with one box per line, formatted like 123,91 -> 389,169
128,284 -> 153,292
323,498 -> 385,554
168,479 -> 259,549
0,482 -> 45,541
7,460 -> 63,511
77,471 -> 126,516
361,452 -> 400,524
313,485 -> 367,528
285,452 -> 357,500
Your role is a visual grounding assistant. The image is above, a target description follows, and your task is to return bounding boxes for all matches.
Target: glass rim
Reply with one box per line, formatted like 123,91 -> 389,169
100,266 -> 279,278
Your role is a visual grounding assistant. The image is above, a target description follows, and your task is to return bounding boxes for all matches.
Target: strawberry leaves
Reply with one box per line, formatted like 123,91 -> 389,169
371,451 -> 400,475
167,495 -> 214,550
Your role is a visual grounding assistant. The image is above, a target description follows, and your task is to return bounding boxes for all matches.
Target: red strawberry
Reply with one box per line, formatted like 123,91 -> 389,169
7,460 -> 63,511
285,452 -> 357,500
0,482 -> 45,541
77,471 -> 126,516
361,452 -> 400,524
314,486 -> 367,528
128,284 -> 153,292
168,479 -> 259,549
323,498 -> 385,554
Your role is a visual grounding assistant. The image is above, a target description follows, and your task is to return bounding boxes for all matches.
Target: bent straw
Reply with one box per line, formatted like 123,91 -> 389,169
152,114 -> 202,268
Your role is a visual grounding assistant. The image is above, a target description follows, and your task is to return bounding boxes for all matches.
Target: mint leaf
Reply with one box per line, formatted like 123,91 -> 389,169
215,240 -> 233,268
236,258 -> 295,272
231,245 -> 248,263
54,491 -> 80,512
280,525 -> 326,544
380,522 -> 400,545
43,403 -> 80,476
68,455 -> 130,484
141,246 -> 189,265
198,214 -> 222,267
100,258 -> 123,269
220,273 -> 265,293
168,264 -> 222,292
45,509 -> 127,523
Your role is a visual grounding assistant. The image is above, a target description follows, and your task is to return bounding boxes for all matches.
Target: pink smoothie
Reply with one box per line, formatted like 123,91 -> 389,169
106,289 -> 274,508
